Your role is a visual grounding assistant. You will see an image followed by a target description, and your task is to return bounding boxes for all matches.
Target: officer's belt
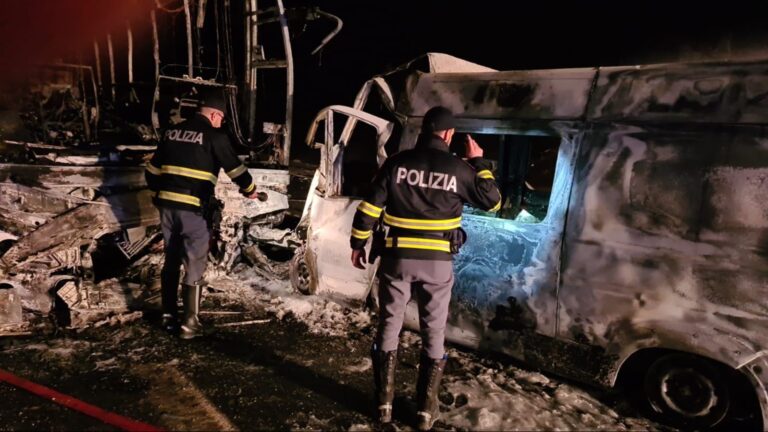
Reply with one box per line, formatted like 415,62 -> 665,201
385,236 -> 451,253
382,212 -> 461,231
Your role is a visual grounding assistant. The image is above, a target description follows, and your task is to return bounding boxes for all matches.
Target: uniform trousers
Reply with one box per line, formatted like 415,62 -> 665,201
159,206 -> 210,315
376,257 -> 454,359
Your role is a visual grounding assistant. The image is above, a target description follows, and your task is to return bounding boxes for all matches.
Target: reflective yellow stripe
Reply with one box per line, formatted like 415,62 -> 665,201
385,237 -> 451,252
227,164 -> 247,178
489,200 -> 502,213
395,237 -> 449,245
146,162 -> 162,175
477,170 -> 495,180
351,228 -> 372,240
243,183 -> 256,193
157,191 -> 201,207
357,201 -> 383,218
161,165 -> 218,184
382,212 -> 461,231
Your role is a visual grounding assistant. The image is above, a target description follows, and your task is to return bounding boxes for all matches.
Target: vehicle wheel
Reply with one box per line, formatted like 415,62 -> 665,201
289,245 -> 316,295
643,353 -> 730,429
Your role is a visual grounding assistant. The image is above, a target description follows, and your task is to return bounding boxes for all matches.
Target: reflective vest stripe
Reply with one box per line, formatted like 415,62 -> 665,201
476,169 -> 494,180
161,165 -> 218,184
351,228 -> 372,240
382,212 -> 461,231
157,191 -> 201,207
489,200 -> 502,213
226,164 -> 247,178
385,237 -> 451,253
357,201 -> 383,218
146,162 -> 162,175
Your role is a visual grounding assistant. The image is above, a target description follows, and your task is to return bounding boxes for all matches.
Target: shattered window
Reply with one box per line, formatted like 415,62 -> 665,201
453,133 -> 561,223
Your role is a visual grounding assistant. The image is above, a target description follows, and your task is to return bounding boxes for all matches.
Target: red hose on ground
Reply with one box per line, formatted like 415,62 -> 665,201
0,368 -> 163,431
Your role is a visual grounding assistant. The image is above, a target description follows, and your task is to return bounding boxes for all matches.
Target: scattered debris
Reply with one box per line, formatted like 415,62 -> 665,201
214,319 -> 271,328
200,311 -> 245,316
90,311 -> 144,329
0,285 -> 22,327
0,164 -> 293,335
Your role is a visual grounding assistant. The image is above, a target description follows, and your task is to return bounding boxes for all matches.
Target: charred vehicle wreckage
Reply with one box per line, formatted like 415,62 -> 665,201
0,0 -> 338,332
291,53 -> 768,429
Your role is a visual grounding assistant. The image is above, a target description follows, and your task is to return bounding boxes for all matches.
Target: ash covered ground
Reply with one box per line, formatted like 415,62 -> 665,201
0,264 -> 668,431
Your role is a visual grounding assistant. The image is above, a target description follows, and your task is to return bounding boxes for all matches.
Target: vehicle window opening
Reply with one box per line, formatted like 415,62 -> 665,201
454,132 -> 561,223
340,118 -> 380,197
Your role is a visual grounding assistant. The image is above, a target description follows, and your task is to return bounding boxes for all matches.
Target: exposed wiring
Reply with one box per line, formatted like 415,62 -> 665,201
219,0 -> 250,149
222,0 -> 234,80
213,0 -> 221,81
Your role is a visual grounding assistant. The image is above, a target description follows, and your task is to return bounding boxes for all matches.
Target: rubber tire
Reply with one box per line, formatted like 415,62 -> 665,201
289,245 -> 316,295
643,353 -> 730,430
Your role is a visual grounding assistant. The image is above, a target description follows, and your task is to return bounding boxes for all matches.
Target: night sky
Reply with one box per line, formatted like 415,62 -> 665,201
2,1 -> 768,156
286,0 -> 768,158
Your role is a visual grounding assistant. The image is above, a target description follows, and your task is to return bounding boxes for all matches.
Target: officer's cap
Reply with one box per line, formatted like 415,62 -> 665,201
198,88 -> 228,114
422,106 -> 455,132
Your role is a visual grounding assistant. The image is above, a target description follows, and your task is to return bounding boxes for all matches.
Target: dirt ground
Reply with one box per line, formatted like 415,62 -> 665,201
0,270 -> 677,432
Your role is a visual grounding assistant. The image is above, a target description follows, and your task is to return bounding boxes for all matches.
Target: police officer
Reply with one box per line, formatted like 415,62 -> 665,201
349,106 -> 501,430
145,88 -> 263,339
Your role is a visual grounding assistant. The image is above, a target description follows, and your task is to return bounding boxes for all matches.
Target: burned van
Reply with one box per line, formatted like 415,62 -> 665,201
291,53 -> 768,429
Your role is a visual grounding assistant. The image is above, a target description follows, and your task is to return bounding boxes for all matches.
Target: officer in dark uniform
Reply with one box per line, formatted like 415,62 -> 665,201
349,106 -> 501,429
145,88 -> 263,339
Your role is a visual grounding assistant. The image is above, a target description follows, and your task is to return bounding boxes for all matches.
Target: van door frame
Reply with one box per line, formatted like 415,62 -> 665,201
298,105 -> 393,302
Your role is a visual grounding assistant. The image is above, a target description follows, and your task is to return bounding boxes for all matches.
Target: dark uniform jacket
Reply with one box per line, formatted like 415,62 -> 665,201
145,114 -> 255,212
350,134 -> 501,260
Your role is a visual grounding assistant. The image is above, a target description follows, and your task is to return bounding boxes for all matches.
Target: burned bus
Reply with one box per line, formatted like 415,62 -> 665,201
290,53 -> 768,429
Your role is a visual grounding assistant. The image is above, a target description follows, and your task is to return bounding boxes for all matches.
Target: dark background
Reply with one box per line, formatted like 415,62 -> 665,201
3,1 -> 768,159
287,0 -> 768,159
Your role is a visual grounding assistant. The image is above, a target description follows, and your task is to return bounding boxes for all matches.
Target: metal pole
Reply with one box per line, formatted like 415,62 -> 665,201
246,0 -> 258,143
107,33 -> 116,102
243,0 -> 250,84
92,40 -> 103,90
151,10 -> 160,80
126,21 -> 134,84
183,0 -> 194,77
196,0 -> 208,28
276,0 -> 293,166
150,10 -> 161,136
78,66 -> 91,141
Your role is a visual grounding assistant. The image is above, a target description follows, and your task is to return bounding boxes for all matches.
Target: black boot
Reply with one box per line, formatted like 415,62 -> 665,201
372,346 -> 397,423
160,270 -> 180,333
180,282 -> 203,339
161,313 -> 179,333
416,353 -> 447,431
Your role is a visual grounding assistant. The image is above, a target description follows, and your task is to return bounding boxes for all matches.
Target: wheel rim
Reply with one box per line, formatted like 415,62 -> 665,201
659,367 -> 718,417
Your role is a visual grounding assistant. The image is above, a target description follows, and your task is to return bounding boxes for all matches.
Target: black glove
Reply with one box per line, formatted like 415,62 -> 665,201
368,222 -> 386,262
446,227 -> 467,254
